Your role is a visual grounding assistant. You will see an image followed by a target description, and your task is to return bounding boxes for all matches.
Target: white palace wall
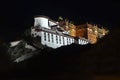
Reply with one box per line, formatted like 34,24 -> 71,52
32,16 -> 89,49
41,31 -> 75,48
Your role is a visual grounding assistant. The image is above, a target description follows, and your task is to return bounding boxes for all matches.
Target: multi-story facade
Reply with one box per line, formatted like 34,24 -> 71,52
31,15 -> 108,48
31,16 -> 89,49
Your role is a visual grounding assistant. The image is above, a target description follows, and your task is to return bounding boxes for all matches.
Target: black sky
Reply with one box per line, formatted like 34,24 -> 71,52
0,0 -> 120,40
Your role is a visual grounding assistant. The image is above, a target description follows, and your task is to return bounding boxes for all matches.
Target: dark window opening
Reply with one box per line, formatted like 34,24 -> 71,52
48,33 -> 50,42
69,38 -> 71,44
63,37 -> 64,45
56,35 -> 58,44
67,38 -> 68,45
59,36 -> 61,44
44,32 -> 46,41
51,34 -> 54,42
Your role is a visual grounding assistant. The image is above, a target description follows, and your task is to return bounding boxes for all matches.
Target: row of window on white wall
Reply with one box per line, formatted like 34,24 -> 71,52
78,39 -> 88,45
42,31 -> 74,45
42,31 -> 88,45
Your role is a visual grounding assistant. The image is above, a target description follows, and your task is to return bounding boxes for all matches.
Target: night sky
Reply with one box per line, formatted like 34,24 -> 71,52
0,0 -> 120,41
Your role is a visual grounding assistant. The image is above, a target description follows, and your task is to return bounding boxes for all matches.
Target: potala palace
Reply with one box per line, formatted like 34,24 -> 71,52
31,16 -> 90,49
31,15 -> 108,48
9,15 -> 108,62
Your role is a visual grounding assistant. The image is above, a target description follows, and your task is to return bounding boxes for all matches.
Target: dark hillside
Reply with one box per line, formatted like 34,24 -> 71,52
0,28 -> 120,80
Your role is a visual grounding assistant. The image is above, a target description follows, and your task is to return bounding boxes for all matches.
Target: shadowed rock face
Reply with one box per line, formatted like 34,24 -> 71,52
0,42 -> 13,76
16,28 -> 120,79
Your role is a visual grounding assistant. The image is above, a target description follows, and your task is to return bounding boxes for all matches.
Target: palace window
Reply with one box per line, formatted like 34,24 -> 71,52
51,34 -> 54,43
44,32 -> 46,41
63,37 -> 64,45
67,38 -> 68,45
69,38 -> 71,43
56,35 -> 58,44
59,36 -> 61,44
48,33 -> 50,42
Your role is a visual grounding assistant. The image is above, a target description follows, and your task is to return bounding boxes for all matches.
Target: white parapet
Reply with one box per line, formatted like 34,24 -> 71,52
34,16 -> 51,29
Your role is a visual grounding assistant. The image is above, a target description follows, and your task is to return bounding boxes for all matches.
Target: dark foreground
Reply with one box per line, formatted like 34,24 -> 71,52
0,28 -> 120,80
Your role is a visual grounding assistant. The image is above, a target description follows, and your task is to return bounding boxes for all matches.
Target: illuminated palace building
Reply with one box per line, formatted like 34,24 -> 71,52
31,16 -> 108,49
